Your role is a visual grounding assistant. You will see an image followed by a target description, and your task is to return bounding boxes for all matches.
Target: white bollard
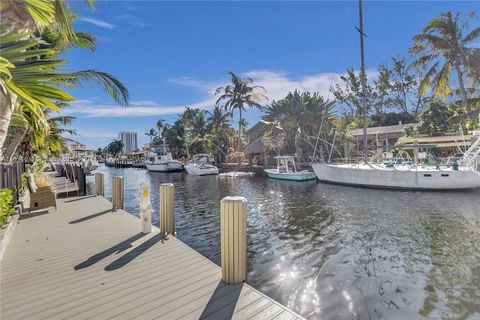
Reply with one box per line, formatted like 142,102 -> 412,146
95,172 -> 104,196
159,183 -> 175,235
139,182 -> 152,233
220,196 -> 248,284
112,176 -> 124,211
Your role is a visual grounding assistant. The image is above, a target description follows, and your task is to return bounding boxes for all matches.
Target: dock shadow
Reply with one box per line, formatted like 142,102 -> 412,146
20,209 -> 51,220
104,233 -> 167,271
199,281 -> 243,319
74,233 -> 145,270
64,195 -> 96,203
69,209 -> 111,224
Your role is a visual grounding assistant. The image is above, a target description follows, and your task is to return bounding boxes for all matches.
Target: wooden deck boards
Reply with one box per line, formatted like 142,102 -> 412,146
1,196 -> 303,320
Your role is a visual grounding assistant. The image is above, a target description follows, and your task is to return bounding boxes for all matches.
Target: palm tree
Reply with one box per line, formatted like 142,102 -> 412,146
106,139 -> 124,156
145,128 -> 157,145
411,11 -> 480,114
0,0 -> 96,45
207,106 -> 232,162
156,119 -> 167,139
215,72 -> 267,153
264,90 -> 335,156
0,25 -> 128,160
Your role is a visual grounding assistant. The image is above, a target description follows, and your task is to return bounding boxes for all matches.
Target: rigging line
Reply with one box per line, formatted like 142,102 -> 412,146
312,1 -> 352,160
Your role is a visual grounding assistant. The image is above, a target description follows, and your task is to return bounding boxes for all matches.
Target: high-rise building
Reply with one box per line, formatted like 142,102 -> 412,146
118,131 -> 138,153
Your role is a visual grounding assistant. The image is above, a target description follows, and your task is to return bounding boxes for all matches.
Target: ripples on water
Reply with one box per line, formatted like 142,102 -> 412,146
88,165 -> 480,320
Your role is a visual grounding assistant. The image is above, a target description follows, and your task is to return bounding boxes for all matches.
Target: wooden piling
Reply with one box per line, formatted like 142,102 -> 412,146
112,176 -> 124,211
220,196 -> 248,284
95,172 -> 104,196
159,183 -> 174,235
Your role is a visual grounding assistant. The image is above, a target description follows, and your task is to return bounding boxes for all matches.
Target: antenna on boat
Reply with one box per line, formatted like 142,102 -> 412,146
357,0 -> 368,163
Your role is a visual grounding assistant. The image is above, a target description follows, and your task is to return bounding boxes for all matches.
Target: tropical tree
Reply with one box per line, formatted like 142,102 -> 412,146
206,106 -> 232,162
411,11 -> 480,115
263,90 -> 336,157
188,110 -> 209,151
145,128 -> 157,145
215,72 -> 267,153
106,139 -> 124,155
156,119 -> 167,139
0,26 -> 74,159
331,68 -> 378,117
0,1 -> 129,160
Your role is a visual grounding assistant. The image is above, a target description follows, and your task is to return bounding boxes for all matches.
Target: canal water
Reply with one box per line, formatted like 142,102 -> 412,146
87,164 -> 480,320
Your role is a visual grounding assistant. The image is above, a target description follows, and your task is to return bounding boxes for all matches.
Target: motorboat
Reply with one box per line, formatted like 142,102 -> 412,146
265,156 -> 316,181
312,137 -> 480,190
145,144 -> 183,172
184,154 -> 219,175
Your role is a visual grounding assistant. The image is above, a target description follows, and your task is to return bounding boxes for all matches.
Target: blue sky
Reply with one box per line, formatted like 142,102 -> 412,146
64,1 -> 479,149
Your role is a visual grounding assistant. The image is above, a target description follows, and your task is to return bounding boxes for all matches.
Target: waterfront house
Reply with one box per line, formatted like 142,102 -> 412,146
349,123 -> 417,151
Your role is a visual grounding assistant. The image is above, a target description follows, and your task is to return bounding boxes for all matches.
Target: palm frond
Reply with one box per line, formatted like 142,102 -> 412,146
71,70 -> 129,106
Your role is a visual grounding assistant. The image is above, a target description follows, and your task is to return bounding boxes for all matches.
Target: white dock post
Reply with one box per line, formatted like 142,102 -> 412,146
220,196 -> 247,284
112,176 -> 124,211
139,182 -> 152,233
95,172 -> 104,196
159,183 -> 175,235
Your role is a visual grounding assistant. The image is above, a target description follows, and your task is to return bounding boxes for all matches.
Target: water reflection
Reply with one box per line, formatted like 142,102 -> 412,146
88,165 -> 480,320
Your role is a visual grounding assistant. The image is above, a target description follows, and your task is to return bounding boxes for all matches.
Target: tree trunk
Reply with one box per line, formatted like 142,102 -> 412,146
454,61 -> 471,114
0,93 -> 15,161
238,107 -> 242,152
3,125 -> 27,161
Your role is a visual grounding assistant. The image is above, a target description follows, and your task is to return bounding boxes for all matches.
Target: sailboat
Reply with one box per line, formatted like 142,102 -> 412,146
311,0 -> 480,190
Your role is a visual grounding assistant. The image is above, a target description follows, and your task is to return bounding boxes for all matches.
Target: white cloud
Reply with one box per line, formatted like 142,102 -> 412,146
67,98 -> 217,118
241,70 -> 341,101
167,76 -> 222,94
75,130 -> 117,138
114,14 -> 151,28
69,69 -> 380,119
78,17 -> 115,30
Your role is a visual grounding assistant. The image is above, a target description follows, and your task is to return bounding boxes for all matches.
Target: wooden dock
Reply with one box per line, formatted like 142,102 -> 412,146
1,196 -> 303,320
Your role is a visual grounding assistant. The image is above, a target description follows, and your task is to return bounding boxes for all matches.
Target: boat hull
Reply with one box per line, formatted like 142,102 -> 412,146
145,162 -> 183,172
184,164 -> 219,176
265,169 -> 317,181
312,163 -> 480,190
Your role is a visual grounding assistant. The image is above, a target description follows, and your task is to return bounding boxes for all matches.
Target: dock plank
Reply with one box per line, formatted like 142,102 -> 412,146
1,196 -> 303,320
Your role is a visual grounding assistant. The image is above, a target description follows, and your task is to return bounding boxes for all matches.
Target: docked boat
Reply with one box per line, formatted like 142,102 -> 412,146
265,156 -> 316,181
145,144 -> 183,172
184,154 -> 219,175
312,137 -> 480,190
311,0 -> 480,191
81,157 -> 99,174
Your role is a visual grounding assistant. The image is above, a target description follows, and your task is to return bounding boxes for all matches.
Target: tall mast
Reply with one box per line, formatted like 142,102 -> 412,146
358,0 -> 368,163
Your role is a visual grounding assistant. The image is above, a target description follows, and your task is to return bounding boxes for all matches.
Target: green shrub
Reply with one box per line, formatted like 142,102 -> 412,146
0,189 -> 15,227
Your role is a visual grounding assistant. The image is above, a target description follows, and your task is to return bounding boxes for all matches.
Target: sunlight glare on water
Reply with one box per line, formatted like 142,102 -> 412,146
88,165 -> 480,320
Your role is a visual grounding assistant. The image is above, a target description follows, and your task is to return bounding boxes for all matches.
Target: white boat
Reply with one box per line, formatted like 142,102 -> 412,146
310,1 -> 480,191
312,138 -> 480,190
265,156 -> 316,181
145,144 -> 183,172
219,171 -> 255,178
81,157 -> 99,174
184,154 -> 219,176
